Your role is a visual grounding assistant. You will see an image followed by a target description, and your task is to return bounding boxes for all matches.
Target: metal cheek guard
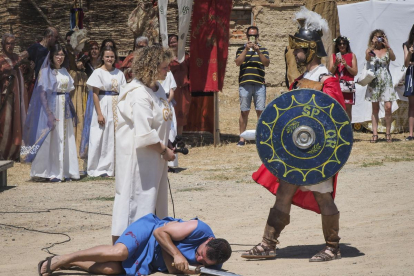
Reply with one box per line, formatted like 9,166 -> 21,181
289,35 -> 318,65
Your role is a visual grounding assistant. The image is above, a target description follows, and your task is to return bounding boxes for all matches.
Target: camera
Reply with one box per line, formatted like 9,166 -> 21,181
377,37 -> 384,43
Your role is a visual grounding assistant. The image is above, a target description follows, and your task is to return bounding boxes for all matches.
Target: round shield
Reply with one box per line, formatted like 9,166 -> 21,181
256,89 -> 353,185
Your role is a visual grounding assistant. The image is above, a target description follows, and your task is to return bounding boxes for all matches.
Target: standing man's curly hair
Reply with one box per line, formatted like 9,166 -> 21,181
132,45 -> 173,87
206,238 -> 232,264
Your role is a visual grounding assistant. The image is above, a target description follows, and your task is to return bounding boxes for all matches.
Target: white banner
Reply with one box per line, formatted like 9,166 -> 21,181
177,0 -> 193,63
158,0 -> 169,49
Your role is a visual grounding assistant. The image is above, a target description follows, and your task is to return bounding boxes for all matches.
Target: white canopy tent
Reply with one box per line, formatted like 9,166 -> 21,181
337,0 -> 414,126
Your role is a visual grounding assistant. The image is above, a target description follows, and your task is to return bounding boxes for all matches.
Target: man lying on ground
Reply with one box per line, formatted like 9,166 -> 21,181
38,214 -> 232,276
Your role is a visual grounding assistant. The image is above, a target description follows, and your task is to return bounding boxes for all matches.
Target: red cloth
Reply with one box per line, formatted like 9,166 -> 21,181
183,94 -> 214,132
189,0 -> 232,92
170,55 -> 191,126
120,53 -> 134,82
0,53 -> 27,160
253,74 -> 345,214
333,52 -> 354,81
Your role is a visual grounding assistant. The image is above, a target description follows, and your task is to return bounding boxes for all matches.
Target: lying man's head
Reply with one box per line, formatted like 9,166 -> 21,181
196,238 -> 232,266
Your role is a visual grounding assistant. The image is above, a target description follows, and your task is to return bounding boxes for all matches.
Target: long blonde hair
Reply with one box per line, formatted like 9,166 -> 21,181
132,45 -> 173,87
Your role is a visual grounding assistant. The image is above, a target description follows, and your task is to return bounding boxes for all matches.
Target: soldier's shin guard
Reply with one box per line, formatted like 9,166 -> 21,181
262,208 -> 290,246
322,212 -> 340,248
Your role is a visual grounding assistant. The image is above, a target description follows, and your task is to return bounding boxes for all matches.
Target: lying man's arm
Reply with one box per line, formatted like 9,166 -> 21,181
153,220 -> 199,274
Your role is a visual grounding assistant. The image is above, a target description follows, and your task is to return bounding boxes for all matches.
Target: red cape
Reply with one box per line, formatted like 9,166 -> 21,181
252,75 -> 346,214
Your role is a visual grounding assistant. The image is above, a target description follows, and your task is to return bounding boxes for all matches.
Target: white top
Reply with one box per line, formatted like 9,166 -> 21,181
303,64 -> 329,82
160,71 -> 177,94
55,68 -> 75,92
86,67 -> 126,92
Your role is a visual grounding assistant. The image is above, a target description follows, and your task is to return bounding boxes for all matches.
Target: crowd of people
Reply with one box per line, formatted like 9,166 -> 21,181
1,28 -> 202,276
1,7 -> 414,276
235,24 -> 414,145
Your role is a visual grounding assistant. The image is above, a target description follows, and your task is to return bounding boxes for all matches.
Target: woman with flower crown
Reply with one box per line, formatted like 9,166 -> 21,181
329,36 -> 358,121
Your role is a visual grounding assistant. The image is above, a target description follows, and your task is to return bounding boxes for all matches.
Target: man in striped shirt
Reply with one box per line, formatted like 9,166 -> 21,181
235,26 -> 270,147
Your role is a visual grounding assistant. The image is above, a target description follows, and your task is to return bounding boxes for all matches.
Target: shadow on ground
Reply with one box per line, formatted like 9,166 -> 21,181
242,243 -> 364,261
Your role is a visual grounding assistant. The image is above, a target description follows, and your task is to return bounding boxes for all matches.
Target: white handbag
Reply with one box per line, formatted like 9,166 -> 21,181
356,62 -> 376,86
339,79 -> 356,93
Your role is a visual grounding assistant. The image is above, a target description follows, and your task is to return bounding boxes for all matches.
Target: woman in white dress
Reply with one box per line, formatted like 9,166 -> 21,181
112,45 -> 175,243
86,46 -> 126,177
161,71 -> 179,169
22,44 -> 79,182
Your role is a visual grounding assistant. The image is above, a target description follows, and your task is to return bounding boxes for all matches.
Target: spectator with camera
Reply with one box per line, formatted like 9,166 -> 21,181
329,36 -> 358,121
403,24 -> 414,141
235,26 -> 270,147
365,29 -> 397,143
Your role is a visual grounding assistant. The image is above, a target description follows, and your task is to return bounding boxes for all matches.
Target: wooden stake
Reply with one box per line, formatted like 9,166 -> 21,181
214,92 -> 220,147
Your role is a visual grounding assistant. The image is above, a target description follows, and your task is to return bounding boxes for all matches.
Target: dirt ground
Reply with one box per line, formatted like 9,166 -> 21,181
1,88 -> 414,276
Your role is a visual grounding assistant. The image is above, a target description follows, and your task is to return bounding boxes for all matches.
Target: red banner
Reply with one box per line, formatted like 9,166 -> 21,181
189,0 -> 232,93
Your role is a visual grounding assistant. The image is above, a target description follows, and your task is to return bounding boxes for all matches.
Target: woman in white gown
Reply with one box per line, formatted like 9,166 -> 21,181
161,71 -> 178,169
86,46 -> 126,177
112,45 -> 175,243
23,44 -> 79,182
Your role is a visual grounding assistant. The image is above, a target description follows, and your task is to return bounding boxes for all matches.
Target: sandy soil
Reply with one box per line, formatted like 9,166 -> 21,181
1,88 -> 414,276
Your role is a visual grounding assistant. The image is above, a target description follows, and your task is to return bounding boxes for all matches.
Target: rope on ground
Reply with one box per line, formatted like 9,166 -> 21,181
0,207 -> 112,255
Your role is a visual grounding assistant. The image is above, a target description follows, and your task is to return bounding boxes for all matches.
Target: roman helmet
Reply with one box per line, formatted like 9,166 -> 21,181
289,7 -> 329,66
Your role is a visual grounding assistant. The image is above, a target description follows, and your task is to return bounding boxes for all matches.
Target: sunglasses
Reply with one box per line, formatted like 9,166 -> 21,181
338,43 -> 347,46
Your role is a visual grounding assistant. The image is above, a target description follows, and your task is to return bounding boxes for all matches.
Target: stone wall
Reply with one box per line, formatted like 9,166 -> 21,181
0,0 -> 138,54
0,0 -> 366,90
223,0 -> 367,90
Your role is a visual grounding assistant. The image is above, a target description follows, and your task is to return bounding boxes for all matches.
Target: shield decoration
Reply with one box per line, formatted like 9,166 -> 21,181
256,89 -> 353,185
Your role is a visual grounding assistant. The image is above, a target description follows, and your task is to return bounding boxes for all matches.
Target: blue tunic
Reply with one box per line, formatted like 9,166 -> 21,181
115,214 -> 221,276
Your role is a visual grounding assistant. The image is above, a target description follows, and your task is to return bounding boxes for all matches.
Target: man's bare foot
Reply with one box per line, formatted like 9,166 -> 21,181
241,242 -> 277,259
39,256 -> 62,276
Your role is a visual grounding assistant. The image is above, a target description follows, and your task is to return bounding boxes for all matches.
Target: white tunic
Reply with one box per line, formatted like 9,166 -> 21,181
31,68 -> 80,180
161,71 -> 178,167
86,68 -> 126,177
112,79 -> 172,236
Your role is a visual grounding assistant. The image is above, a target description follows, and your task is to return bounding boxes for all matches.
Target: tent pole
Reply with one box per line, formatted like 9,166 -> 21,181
214,92 -> 220,147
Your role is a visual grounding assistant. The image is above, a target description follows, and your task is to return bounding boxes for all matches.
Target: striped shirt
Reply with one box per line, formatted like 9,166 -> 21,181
236,45 -> 269,85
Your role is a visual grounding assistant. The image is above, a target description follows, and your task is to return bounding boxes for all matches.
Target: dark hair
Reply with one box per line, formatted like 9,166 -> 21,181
43,27 -> 56,39
49,44 -> 65,69
246,26 -> 259,35
168,34 -> 178,46
88,40 -> 99,56
407,24 -> 414,48
99,45 -> 118,67
205,238 -> 232,265
101,39 -> 117,52
66,30 -> 74,38
334,36 -> 352,54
